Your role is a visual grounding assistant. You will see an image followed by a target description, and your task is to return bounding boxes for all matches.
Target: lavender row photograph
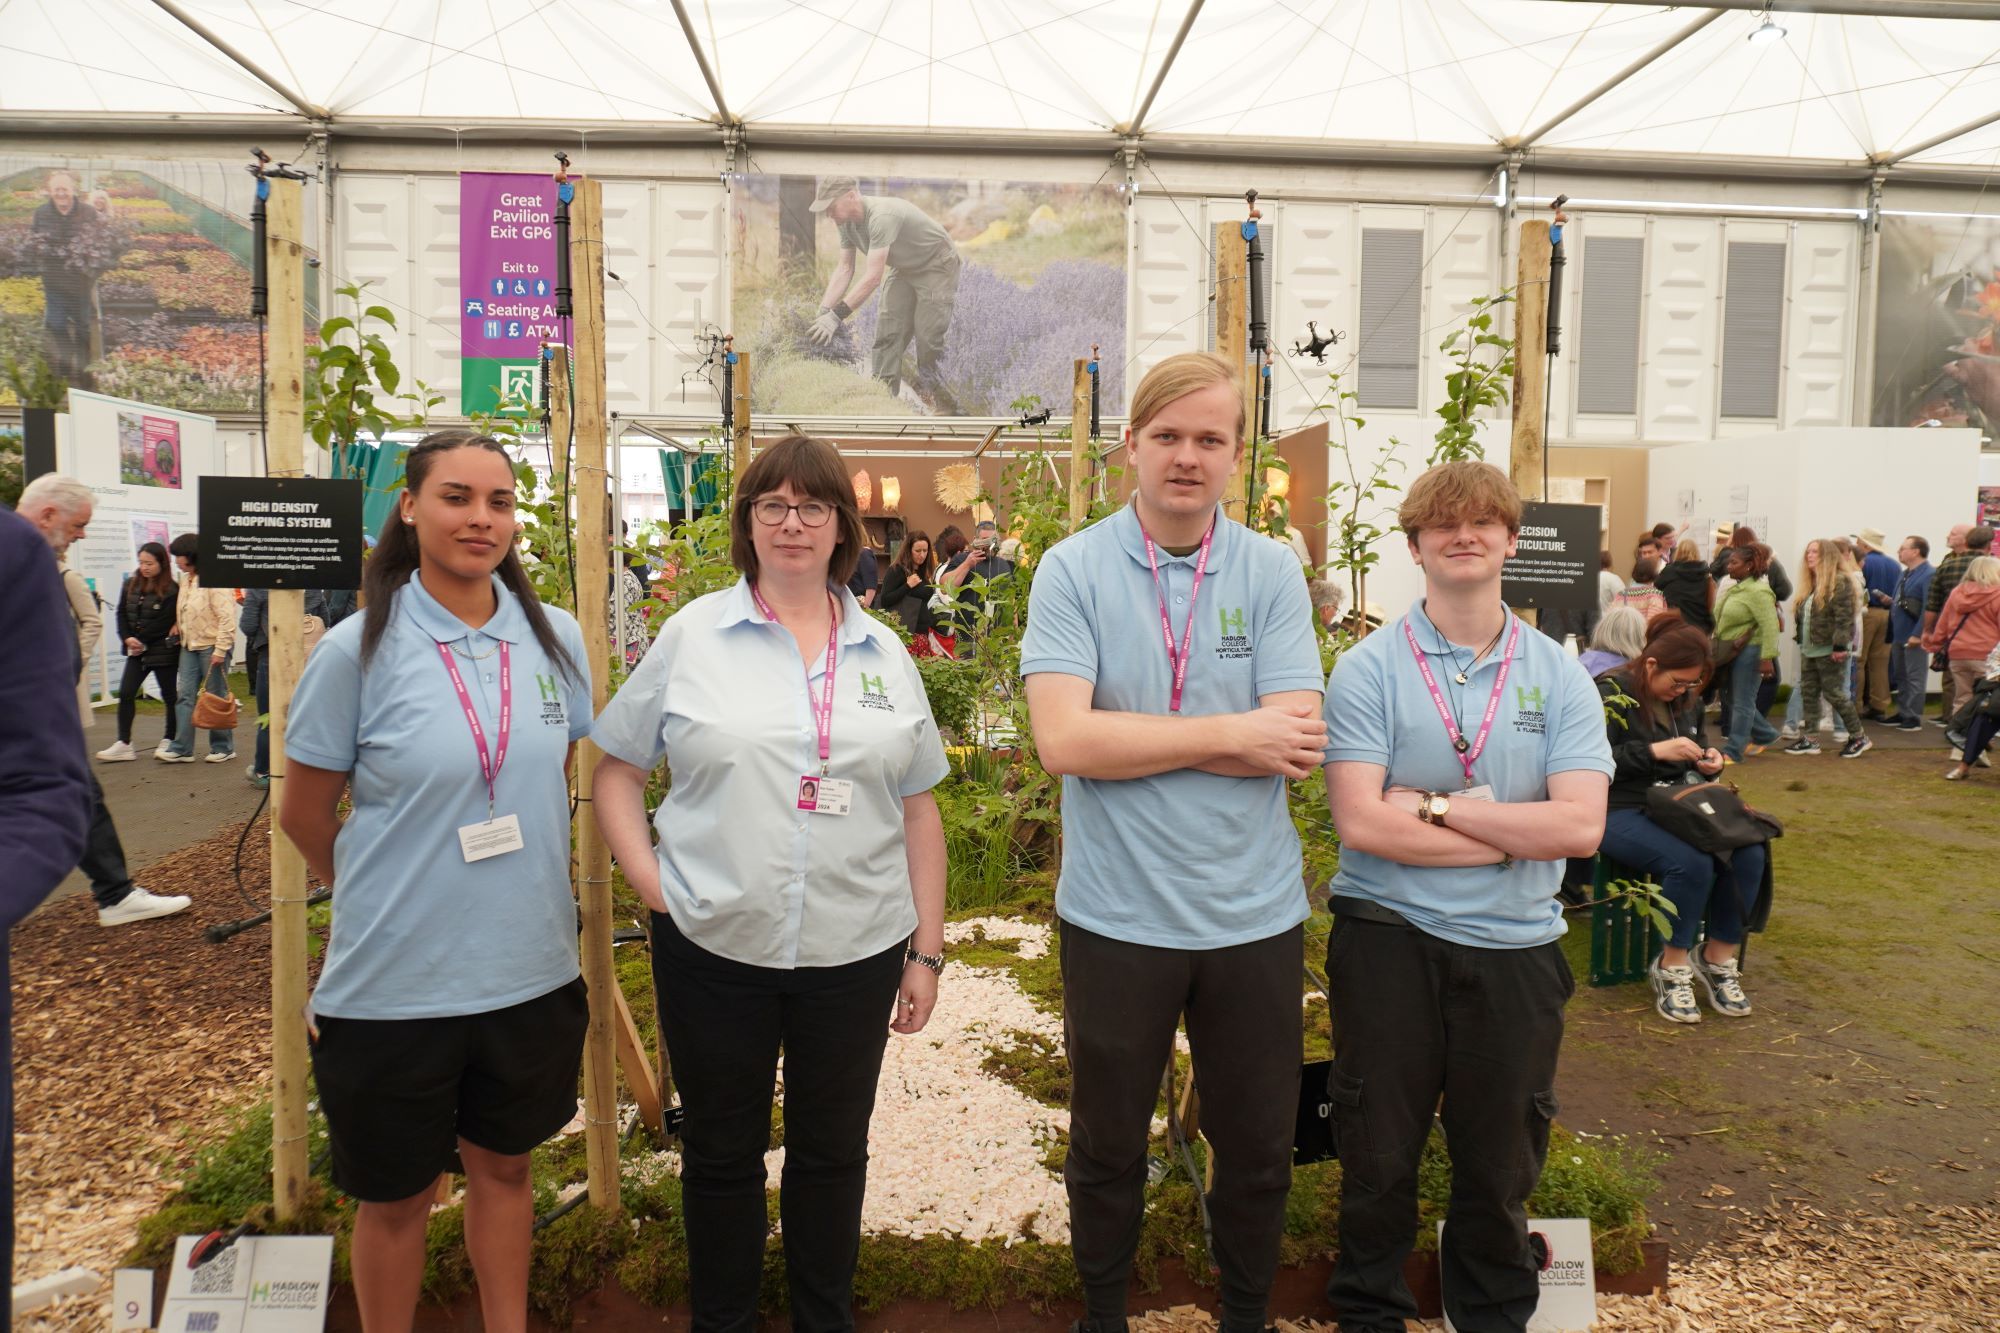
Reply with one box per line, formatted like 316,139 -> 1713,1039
732,173 -> 1126,419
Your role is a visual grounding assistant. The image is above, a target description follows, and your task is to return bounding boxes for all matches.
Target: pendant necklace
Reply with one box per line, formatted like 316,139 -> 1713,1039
452,637 -> 499,662
1442,619 -> 1509,685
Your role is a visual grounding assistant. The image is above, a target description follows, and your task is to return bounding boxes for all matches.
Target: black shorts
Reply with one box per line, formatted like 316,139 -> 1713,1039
310,976 -> 589,1203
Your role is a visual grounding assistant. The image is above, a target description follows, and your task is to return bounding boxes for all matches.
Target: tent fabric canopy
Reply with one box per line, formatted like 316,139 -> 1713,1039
2,1 -> 1997,172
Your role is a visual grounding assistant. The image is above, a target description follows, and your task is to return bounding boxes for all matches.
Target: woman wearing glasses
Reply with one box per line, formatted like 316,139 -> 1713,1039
592,434 -> 949,1332
1595,614 -> 1766,1026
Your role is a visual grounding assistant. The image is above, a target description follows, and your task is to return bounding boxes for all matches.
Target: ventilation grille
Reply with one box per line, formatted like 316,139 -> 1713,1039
1720,240 -> 1785,419
1576,234 -> 1642,415
1358,227 -> 1423,409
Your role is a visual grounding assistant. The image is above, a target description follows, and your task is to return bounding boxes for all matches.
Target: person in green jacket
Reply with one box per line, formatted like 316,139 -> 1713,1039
1784,538 -> 1871,758
1713,543 -> 1781,763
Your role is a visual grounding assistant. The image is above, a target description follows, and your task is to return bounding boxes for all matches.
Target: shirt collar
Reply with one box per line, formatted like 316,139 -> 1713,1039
1114,501 -> 1232,571
401,568 -> 526,643
1404,601 -> 1519,678
719,576 -> 873,648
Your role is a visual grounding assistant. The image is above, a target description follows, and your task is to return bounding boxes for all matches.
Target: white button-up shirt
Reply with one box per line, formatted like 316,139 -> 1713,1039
593,579 -> 949,969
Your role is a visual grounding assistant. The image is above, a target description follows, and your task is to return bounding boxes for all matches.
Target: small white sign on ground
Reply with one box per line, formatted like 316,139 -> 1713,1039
112,1268 -> 153,1330
1439,1217 -> 1596,1332
158,1234 -> 333,1333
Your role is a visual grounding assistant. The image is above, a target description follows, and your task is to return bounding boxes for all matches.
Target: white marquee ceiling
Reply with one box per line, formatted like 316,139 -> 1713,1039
2,1 -> 1997,174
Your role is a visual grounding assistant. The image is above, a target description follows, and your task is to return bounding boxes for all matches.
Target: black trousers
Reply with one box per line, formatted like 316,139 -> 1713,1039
77,772 -> 133,910
115,655 -> 178,745
1324,919 -> 1571,1333
1060,919 -> 1303,1331
651,912 -> 902,1333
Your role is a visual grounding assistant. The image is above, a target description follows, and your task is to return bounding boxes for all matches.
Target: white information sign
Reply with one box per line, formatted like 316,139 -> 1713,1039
1439,1217 -> 1596,1332
111,1268 -> 154,1330
157,1235 -> 333,1333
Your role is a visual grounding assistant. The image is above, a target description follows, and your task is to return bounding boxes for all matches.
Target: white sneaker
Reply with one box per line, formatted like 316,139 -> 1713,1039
155,739 -> 175,757
1818,717 -> 1835,733
96,740 -> 137,762
98,886 -> 193,927
156,749 -> 195,764
1650,960 -> 1702,1024
1780,723 -> 1801,739
1833,729 -> 1850,744
204,750 -> 238,764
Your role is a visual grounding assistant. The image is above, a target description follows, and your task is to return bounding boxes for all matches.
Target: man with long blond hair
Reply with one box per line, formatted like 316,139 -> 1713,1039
1023,352 -> 1324,1333
1320,460 -> 1611,1332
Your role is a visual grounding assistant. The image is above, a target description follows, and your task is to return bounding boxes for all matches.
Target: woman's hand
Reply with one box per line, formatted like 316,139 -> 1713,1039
1651,737 -> 1705,763
124,636 -> 143,654
906,573 -> 920,588
1694,748 -> 1724,775
890,962 -> 938,1035
1758,658 -> 1775,678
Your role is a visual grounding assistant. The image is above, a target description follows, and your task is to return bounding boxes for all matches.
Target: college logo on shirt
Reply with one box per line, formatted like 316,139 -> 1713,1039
536,672 -> 567,725
1215,606 -> 1253,661
858,671 -> 894,711
1512,683 -> 1548,737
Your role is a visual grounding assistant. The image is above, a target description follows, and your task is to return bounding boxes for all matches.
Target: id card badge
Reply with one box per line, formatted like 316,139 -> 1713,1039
797,775 -> 854,816
459,812 -> 525,862
1459,784 -> 1497,802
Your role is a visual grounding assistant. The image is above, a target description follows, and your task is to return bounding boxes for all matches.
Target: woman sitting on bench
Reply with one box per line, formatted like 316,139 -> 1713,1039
1596,613 -> 1765,1026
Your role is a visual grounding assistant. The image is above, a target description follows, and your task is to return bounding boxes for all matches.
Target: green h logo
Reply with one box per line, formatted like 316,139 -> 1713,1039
252,1284 -> 269,1302
1515,685 -> 1546,712
1218,606 -> 1246,636
860,672 -> 886,697
537,673 -> 560,703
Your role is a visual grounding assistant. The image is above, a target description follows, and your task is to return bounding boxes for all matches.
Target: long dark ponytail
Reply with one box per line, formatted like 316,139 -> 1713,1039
360,429 -> 581,684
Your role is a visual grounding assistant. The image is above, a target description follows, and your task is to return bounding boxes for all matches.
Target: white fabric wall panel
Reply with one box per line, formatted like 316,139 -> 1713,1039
651,183 -> 726,418
1271,202 -> 1353,431
1424,207 -> 1500,419
333,175 -> 417,405
1783,221 -> 1857,429
1641,219 -> 1723,439
599,181 -> 653,414
411,178 -> 464,416
1131,197 -> 1208,391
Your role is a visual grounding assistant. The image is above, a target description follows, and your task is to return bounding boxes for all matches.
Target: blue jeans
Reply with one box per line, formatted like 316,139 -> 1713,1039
1601,808 -> 1764,952
1723,646 -> 1780,760
1895,643 -> 1929,722
167,648 -> 236,757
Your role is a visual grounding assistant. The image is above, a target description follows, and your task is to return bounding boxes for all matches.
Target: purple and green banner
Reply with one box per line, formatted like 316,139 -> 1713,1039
459,172 -> 560,416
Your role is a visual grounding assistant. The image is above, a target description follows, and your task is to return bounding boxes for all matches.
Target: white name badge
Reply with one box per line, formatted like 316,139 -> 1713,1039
1459,784 -> 1496,802
458,813 -> 525,862
798,775 -> 854,816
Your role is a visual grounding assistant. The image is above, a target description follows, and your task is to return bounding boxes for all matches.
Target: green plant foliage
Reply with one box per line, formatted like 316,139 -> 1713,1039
913,654 -> 980,742
0,430 -> 23,507
304,283 -> 440,452
1430,292 -> 1516,465
2,349 -> 68,408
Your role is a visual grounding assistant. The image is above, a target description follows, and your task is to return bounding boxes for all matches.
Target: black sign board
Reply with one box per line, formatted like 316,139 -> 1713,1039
198,477 -> 365,590
1502,501 -> 1599,614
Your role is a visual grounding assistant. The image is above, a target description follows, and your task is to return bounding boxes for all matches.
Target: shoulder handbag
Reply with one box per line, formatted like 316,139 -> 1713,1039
190,662 -> 240,731
1932,608 -> 1973,673
1645,778 -> 1783,855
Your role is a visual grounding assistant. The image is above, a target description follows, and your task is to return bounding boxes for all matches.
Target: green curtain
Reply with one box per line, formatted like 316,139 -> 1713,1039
331,440 -> 411,539
658,450 -> 721,512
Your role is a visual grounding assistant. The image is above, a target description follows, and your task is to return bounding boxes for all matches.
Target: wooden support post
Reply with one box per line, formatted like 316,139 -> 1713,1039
1069,358 -> 1091,527
731,350 -> 753,479
612,986 -> 666,1137
263,176 -> 311,1221
1213,226 -> 1249,519
568,178 -> 622,1213
1510,220 -> 1552,505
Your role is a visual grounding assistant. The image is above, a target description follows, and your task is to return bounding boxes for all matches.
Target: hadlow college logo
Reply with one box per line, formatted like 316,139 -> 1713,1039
536,672 -> 565,725
1215,605 -> 1252,661
1512,682 -> 1548,736
859,672 -> 894,711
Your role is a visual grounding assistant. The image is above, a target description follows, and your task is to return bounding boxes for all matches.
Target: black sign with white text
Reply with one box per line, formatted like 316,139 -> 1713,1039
198,477 -> 364,590
1502,501 -> 1598,613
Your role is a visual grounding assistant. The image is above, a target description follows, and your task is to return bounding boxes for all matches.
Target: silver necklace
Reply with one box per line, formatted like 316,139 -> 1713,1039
450,637 -> 499,662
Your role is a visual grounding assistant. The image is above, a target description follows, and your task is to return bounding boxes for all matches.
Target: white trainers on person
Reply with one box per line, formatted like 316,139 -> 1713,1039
95,740 -> 136,762
1650,960 -> 1702,1024
98,887 -> 193,927
1693,953 -> 1753,1017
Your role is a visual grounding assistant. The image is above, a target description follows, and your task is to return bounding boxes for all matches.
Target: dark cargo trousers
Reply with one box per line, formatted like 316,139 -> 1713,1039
1324,918 -> 1572,1333
1060,919 -> 1304,1331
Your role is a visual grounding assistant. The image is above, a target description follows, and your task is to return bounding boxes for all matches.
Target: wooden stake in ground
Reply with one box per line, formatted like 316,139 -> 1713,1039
263,175 -> 312,1221
1070,357 -> 1092,527
566,178 -> 622,1213
1213,226 -> 1249,519
731,348 -> 753,479
1510,219 -> 1551,504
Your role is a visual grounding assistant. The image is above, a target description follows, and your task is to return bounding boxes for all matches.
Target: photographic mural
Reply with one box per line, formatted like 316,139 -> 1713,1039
0,162 -> 317,413
1873,212 -> 2000,434
732,174 -> 1126,419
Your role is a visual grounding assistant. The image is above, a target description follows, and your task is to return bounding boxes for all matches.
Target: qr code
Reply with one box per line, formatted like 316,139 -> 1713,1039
187,1245 -> 239,1296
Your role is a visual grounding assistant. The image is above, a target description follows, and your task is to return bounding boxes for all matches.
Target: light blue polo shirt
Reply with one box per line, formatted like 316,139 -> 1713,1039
591,580 -> 949,970
1322,602 -> 1613,948
1020,504 -> 1324,950
286,570 -> 593,1019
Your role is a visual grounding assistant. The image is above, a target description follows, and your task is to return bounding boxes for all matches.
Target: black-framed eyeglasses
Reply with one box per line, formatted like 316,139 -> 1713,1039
751,498 -> 833,527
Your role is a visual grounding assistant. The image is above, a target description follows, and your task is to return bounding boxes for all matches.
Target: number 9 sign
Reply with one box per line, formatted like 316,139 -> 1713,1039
112,1269 -> 152,1330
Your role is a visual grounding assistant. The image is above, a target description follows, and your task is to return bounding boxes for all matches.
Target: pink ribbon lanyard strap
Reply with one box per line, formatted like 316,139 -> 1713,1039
1403,616 -> 1519,788
435,639 -> 511,818
1139,515 -> 1216,714
751,584 -> 841,775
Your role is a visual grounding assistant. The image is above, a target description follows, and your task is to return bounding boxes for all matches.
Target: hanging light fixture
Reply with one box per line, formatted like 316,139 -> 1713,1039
1748,14 -> 1786,44
881,476 -> 901,512
1265,467 -> 1290,500
852,469 -> 873,512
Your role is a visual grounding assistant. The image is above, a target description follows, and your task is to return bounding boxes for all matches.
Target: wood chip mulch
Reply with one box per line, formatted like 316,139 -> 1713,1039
13,812 -> 313,1331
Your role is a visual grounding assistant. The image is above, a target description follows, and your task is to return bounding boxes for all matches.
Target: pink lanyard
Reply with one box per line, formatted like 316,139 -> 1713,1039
751,584 -> 840,776
1404,614 -> 1519,788
435,639 -> 511,818
1139,514 -> 1216,714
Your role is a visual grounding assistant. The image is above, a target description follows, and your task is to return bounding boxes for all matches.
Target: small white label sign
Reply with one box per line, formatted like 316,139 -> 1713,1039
112,1268 -> 153,1331
1439,1217 -> 1596,1332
